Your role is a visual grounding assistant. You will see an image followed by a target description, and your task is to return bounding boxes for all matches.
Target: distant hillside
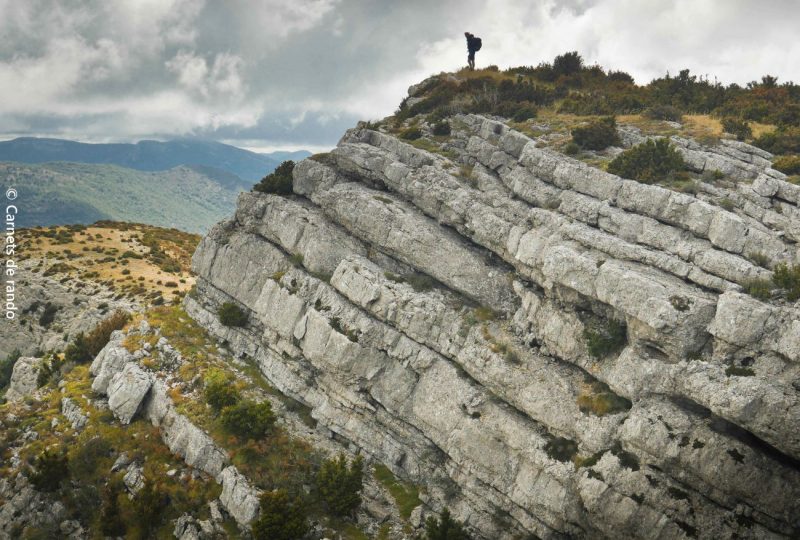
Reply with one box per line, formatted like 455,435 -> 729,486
261,150 -> 313,163
0,162 -> 239,232
0,137 -> 311,182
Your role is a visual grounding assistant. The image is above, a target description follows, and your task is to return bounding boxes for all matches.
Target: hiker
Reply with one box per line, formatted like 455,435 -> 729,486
464,32 -> 482,70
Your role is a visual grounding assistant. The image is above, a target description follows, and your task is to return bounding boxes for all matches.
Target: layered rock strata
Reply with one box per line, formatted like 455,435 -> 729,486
187,113 -> 800,539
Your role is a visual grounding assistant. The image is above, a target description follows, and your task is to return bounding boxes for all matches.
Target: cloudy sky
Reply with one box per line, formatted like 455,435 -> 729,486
1,0 -> 798,152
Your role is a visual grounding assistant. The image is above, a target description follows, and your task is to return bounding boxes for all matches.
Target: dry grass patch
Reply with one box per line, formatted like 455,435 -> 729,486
19,222 -> 198,302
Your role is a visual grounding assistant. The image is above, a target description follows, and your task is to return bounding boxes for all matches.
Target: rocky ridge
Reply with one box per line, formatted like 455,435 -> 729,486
186,105 -> 800,539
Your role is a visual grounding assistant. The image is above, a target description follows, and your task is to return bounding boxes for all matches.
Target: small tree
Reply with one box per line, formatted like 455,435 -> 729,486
29,449 -> 69,492
85,310 -> 130,357
424,508 -> 471,540
317,454 -> 364,517
220,400 -> 276,440
553,51 -> 583,76
218,302 -> 248,327
63,310 -> 130,364
252,490 -> 308,540
204,368 -> 241,412
253,161 -> 295,194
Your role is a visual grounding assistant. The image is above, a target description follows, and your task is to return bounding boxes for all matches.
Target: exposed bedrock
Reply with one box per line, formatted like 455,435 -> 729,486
187,113 -> 800,539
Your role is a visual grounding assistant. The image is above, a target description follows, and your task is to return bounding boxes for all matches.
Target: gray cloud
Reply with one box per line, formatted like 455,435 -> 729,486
0,0 -> 797,150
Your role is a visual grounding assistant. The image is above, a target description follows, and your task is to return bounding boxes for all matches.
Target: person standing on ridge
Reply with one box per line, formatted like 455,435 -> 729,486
465,32 -> 482,70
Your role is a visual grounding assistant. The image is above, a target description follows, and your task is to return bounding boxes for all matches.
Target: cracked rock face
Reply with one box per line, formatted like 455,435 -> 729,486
187,113 -> 800,539
0,260 -> 137,361
107,362 -> 153,424
4,357 -> 41,402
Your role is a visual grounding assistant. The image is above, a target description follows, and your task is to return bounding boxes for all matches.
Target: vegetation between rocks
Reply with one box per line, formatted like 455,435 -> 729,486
253,160 -> 295,195
218,301 -> 248,327
583,317 -> 627,358
607,138 -> 686,183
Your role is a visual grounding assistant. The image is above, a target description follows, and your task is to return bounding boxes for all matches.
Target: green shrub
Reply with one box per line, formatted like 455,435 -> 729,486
742,278 -> 773,300
424,508 -> 471,540
748,252 -> 770,268
69,436 -> 113,479
607,138 -> 685,183
577,381 -> 632,416
753,126 -> 800,154
544,436 -> 579,462
772,263 -> 800,300
553,51 -> 583,76
218,302 -> 248,327
719,197 -> 735,211
87,310 -> 129,356
37,353 -> 64,388
100,482 -> 126,537
511,103 -> 538,121
317,453 -> 364,517
583,318 -> 627,358
64,310 -> 130,364
432,120 -> 451,136
725,365 -> 755,377
563,142 -> 580,155
253,160 -> 294,195
0,349 -> 21,392
491,100 -> 537,121
721,117 -> 753,141
559,95 -> 615,115
571,117 -> 621,150
132,480 -> 169,539
204,368 -> 241,412
400,127 -> 423,140
644,105 -> 683,122
289,253 -> 304,267
773,155 -> 800,175
252,490 -> 308,540
220,399 -> 276,439
64,333 -> 92,364
38,302 -> 59,327
29,449 -> 69,492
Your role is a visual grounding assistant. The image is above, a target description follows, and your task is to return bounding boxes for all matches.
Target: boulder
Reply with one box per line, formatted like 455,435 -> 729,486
107,362 -> 153,424
218,466 -> 261,526
4,357 -> 41,402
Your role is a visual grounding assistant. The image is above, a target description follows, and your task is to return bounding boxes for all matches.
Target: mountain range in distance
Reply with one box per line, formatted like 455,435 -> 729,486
0,137 -> 312,232
0,137 -> 310,182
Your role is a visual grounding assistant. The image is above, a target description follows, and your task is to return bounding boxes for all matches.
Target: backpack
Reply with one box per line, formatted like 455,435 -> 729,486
474,37 -> 482,51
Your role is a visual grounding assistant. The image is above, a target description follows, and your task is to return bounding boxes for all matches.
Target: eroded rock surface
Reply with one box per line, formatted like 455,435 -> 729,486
4,357 -> 41,402
186,112 -> 800,539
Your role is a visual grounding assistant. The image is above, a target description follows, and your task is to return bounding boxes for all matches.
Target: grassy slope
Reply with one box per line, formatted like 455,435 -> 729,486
0,162 -> 240,233
18,222 -> 199,304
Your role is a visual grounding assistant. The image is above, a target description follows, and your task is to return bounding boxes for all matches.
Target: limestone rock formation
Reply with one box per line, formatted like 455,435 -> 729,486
89,328 -> 259,526
107,362 -> 152,424
4,357 -> 41,402
186,110 -> 800,539
60,397 -> 88,430
0,260 -> 136,361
